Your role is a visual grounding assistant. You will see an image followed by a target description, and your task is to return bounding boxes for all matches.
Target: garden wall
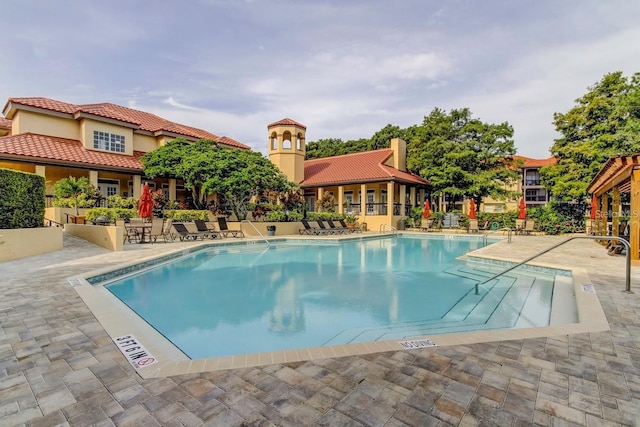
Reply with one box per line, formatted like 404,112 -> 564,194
0,227 -> 63,262
64,224 -> 124,251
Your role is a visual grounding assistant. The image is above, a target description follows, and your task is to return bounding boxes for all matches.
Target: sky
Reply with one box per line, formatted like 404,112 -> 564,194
1,0 -> 639,159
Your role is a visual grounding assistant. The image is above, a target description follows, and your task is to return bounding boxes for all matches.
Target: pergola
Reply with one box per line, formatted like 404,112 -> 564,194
586,154 -> 640,261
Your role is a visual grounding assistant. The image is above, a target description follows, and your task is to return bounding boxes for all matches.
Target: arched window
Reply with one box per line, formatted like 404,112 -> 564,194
271,133 -> 278,150
283,131 -> 292,149
296,134 -> 303,150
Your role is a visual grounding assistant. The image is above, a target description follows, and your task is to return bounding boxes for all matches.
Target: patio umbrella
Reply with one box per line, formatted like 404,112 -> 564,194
468,199 -> 477,220
590,195 -> 598,220
138,183 -> 153,219
423,199 -> 431,218
518,197 -> 527,220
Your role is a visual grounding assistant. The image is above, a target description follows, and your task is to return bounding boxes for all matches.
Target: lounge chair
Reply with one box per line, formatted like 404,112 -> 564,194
172,223 -> 204,241
327,219 -> 349,234
194,219 -> 220,239
217,217 -> 244,238
300,219 -> 321,235
338,219 -> 361,233
316,220 -> 335,234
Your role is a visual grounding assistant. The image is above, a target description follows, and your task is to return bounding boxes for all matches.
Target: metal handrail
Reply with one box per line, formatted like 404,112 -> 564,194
44,218 -> 64,227
241,220 -> 271,247
474,235 -> 631,295
482,227 -> 513,245
379,224 -> 397,235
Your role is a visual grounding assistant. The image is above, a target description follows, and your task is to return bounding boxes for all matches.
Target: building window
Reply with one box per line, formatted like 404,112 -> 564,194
94,131 -> 125,153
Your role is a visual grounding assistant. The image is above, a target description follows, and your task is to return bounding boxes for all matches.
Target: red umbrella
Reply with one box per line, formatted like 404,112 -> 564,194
423,199 -> 431,218
590,195 -> 598,220
518,198 -> 527,220
468,199 -> 477,220
138,183 -> 153,219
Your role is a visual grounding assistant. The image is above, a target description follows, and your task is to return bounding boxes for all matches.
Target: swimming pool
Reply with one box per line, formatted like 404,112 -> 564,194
100,235 -> 571,360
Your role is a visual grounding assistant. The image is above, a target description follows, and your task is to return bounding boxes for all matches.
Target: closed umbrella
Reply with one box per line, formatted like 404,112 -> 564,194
138,183 -> 153,219
518,198 -> 527,220
423,199 -> 431,218
468,199 -> 477,219
590,195 -> 598,220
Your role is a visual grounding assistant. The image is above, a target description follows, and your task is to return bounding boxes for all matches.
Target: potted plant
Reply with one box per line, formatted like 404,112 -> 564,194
344,213 -> 358,228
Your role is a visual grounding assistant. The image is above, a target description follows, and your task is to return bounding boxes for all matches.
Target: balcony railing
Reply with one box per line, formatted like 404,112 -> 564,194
524,179 -> 541,186
338,203 -> 416,216
525,195 -> 548,202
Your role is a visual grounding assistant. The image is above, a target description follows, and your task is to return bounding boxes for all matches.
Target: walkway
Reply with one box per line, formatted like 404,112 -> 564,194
1,232 -> 639,426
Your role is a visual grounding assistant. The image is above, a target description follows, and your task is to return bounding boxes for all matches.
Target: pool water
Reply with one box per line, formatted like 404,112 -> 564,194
105,236 -> 561,359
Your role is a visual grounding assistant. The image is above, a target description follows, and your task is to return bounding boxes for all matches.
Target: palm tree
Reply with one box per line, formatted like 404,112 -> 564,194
54,176 -> 93,215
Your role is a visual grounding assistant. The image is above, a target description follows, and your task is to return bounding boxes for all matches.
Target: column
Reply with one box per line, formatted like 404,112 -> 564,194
35,165 -> 46,177
386,181 -> 394,221
338,186 -> 344,214
410,187 -> 416,209
400,184 -> 406,217
318,187 -> 324,211
169,178 -> 177,201
601,192 -> 609,240
631,170 -> 640,260
133,175 -> 142,199
89,170 -> 98,188
360,184 -> 367,220
612,187 -> 620,236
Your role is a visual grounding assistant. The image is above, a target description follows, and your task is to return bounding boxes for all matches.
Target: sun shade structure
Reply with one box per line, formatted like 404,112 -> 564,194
138,183 -> 153,219
586,154 -> 640,261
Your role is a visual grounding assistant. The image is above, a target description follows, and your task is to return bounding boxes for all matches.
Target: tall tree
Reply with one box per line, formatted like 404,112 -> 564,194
541,71 -> 640,201
406,108 -> 519,207
142,139 -> 291,219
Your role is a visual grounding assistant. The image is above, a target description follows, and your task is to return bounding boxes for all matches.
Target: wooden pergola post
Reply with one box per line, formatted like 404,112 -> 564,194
631,169 -> 640,260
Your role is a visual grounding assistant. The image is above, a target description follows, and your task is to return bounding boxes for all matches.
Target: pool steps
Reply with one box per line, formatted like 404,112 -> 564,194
324,262 -> 558,344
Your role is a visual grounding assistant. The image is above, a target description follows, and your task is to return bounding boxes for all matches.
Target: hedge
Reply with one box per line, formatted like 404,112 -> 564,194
84,208 -> 138,223
0,168 -> 45,229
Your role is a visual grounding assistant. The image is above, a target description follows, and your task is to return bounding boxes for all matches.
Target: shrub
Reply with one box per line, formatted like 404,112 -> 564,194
85,208 -> 138,223
164,209 -> 209,221
0,168 -> 45,229
308,211 -> 345,221
106,195 -> 137,209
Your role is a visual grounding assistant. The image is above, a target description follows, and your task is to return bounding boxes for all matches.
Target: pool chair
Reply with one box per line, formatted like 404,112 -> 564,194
217,217 -> 244,238
194,219 -> 220,239
327,219 -> 349,234
172,222 -> 204,241
300,219 -> 322,235
160,219 -> 174,242
146,218 -> 165,243
315,219 -> 336,234
338,219 -> 361,233
520,220 -> 535,235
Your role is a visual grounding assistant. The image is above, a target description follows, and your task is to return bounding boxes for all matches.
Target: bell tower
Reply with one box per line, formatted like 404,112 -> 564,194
268,118 -> 306,184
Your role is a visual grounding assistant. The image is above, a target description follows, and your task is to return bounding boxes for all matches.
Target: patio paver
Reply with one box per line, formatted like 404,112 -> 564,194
1,231 -> 639,426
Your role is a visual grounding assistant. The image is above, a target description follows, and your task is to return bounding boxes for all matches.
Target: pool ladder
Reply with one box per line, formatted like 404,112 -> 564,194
241,220 -> 271,247
380,224 -> 397,235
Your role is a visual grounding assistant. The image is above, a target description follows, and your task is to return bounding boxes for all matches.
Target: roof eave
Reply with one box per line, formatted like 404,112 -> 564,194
0,153 -> 142,173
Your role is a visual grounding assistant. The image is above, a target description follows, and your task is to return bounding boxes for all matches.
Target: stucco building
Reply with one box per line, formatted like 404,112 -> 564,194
0,97 -> 249,206
267,118 -> 429,231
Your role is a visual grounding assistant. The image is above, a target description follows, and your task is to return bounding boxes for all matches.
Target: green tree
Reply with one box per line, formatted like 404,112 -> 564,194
142,139 -> 291,220
406,108 -> 520,207
53,176 -> 94,215
541,71 -> 640,201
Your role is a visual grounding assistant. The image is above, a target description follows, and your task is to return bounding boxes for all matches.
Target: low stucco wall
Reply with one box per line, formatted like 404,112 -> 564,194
45,207 -> 89,225
239,222 -> 303,236
65,224 -> 124,251
0,227 -> 64,262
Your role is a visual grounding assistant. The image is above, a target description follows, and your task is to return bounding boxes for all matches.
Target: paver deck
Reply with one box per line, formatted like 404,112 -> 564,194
1,231 -> 639,426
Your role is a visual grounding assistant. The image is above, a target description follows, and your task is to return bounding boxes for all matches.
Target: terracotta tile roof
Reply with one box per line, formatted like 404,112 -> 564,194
511,155 -> 557,168
302,149 -> 428,187
267,118 -> 307,129
4,97 -> 250,149
0,117 -> 11,129
0,133 -> 143,171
